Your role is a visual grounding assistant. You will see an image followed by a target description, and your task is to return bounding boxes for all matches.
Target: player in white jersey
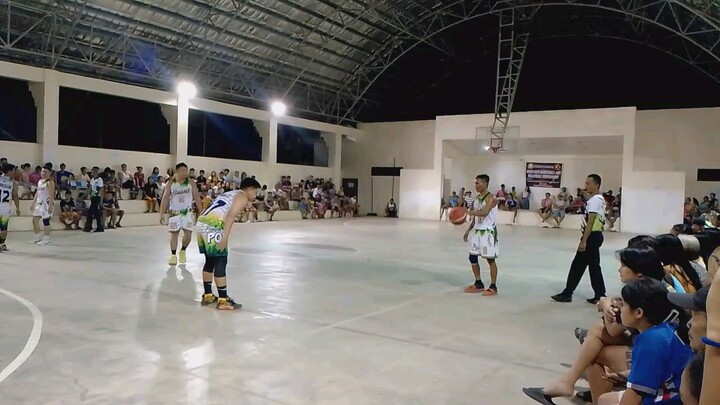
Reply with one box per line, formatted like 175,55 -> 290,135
462,174 -> 500,296
159,163 -> 203,265
0,163 -> 21,251
195,177 -> 261,310
31,164 -> 56,245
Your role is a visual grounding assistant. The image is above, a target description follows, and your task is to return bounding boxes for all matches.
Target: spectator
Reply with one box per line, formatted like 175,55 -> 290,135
680,353 -> 703,405
149,167 -> 160,184
520,186 -> 531,210
59,191 -> 81,230
118,163 -> 137,199
143,180 -> 158,213
495,184 -> 508,209
299,198 -> 309,219
55,163 -> 73,198
102,191 -> 124,228
195,169 -> 207,190
537,192 -> 553,227
552,194 -> 567,228
134,166 -> 146,197
84,168 -> 104,233
385,198 -> 398,218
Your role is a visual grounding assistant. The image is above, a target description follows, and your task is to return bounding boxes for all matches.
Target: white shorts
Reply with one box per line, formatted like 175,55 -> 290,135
32,202 -> 51,219
168,212 -> 194,232
468,228 -> 499,259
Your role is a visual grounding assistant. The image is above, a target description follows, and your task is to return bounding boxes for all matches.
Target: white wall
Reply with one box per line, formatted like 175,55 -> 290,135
344,120 -> 436,214
0,140 -> 42,165
449,154 -> 623,208
622,171 -> 686,234
635,108 -> 720,199
399,169 -> 438,220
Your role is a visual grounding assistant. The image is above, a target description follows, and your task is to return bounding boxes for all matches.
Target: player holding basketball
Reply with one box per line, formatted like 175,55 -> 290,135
462,174 -> 500,295
0,163 -> 20,251
195,177 -> 261,310
159,163 -> 203,265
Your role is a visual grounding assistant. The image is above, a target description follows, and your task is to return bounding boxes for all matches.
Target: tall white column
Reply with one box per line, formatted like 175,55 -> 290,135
257,118 -> 278,184
29,70 -> 60,164
323,132 -> 342,182
160,104 -> 183,164
174,97 -> 189,163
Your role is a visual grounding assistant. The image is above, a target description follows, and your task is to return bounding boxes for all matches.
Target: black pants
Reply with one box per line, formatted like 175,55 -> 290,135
562,231 -> 605,297
85,196 -> 103,231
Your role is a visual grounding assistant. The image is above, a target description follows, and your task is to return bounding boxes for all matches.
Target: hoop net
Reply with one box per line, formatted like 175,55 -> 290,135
490,146 -> 500,154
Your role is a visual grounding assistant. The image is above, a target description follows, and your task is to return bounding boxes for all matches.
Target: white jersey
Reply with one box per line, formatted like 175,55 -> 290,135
0,175 -> 14,214
36,179 -> 51,207
168,179 -> 193,213
473,192 -> 497,230
199,190 -> 243,223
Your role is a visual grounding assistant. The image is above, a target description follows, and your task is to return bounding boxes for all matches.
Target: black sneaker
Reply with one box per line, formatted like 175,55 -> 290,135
551,293 -> 572,303
587,296 -> 605,305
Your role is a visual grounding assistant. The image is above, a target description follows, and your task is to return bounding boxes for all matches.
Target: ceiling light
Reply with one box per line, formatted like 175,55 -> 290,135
271,101 -> 287,117
176,81 -> 197,99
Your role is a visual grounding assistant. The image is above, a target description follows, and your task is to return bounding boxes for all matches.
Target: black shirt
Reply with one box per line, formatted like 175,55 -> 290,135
60,199 -> 75,212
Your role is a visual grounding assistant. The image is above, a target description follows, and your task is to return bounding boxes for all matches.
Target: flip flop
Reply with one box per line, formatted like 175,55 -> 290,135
522,387 -> 557,405
574,327 -> 588,344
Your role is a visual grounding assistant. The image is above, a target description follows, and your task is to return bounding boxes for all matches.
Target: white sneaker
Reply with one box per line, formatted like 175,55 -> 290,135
37,238 -> 51,246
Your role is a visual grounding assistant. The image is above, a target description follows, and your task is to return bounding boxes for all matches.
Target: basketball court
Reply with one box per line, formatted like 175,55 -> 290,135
0,219 -> 628,404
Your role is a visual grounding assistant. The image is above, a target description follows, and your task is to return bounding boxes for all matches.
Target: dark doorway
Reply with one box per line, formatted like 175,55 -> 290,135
342,178 -> 358,198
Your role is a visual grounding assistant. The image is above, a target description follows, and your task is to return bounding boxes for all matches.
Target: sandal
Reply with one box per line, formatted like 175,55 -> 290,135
522,387 -> 557,405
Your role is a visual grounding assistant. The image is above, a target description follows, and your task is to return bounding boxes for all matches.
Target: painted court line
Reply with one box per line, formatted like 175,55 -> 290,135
0,287 -> 43,384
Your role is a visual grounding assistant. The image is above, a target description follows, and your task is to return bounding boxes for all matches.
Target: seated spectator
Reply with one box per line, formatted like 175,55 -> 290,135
188,168 -> 196,180
668,285 -> 710,353
242,201 -> 258,223
102,191 -> 124,228
118,164 -> 137,199
195,169 -> 207,191
156,176 -> 166,206
558,186 -> 569,201
59,192 -> 82,230
133,166 -> 146,198
74,166 -> 90,200
315,195 -> 328,219
290,186 -> 302,203
104,169 -> 118,195
28,165 -> 41,197
149,167 -> 160,185
537,192 -> 553,227
655,234 -> 704,293
330,194 -> 341,218
75,195 -> 88,219
462,191 -> 473,208
264,192 -> 280,221
595,278 -> 692,405
143,180 -> 158,213
570,194 -> 586,214
385,198 -> 398,218
495,184 -> 508,209
299,198 -> 309,219
55,163 -> 73,199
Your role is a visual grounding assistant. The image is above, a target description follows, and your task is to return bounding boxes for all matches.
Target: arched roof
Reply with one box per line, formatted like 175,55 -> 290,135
1,0 -> 718,125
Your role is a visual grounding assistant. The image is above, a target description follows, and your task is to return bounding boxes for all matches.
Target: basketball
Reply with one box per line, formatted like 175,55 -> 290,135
449,207 -> 467,225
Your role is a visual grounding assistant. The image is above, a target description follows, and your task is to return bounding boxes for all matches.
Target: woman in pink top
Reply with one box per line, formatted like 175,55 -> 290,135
538,192 -> 553,226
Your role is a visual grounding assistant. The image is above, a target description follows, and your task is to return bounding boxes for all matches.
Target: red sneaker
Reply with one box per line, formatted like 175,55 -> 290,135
482,287 -> 498,296
464,284 -> 485,293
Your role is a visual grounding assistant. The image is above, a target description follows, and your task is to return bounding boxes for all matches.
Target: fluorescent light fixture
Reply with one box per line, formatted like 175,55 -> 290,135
176,81 -> 197,99
271,101 -> 287,116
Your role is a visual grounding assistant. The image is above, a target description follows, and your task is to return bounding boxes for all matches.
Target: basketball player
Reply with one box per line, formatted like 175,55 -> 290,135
196,177 -> 261,310
551,174 -> 607,303
159,163 -> 203,265
31,164 -> 55,245
462,174 -> 500,296
0,163 -> 20,251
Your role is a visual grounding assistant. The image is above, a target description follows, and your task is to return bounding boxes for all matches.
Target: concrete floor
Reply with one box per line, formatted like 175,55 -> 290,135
0,218 -> 631,405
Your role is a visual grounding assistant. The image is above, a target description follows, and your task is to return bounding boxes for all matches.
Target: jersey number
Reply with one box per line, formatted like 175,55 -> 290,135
0,190 -> 9,203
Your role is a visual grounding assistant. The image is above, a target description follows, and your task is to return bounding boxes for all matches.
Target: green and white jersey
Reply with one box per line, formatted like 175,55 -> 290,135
168,179 -> 193,214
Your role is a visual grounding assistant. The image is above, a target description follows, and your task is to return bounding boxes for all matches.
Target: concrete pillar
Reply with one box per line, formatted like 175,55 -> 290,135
29,70 -> 60,164
175,97 -> 189,163
160,104 -> 183,163
323,132 -> 342,182
254,118 -> 277,185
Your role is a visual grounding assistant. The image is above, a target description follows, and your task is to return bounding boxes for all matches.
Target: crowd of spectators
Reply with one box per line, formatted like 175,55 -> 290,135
0,157 -> 360,229
440,183 -> 622,229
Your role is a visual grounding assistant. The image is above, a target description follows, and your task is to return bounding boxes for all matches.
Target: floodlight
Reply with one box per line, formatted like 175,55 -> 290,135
271,101 -> 287,117
176,81 -> 197,99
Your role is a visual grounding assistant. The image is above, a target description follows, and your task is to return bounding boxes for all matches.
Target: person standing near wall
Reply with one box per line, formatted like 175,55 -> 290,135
30,164 -> 55,245
0,163 -> 20,251
84,168 -> 104,233
551,174 -> 607,303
